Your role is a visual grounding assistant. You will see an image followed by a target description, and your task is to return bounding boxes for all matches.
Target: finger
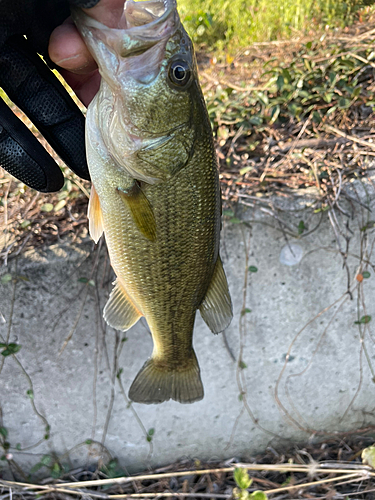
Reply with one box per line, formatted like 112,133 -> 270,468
0,98 -> 64,192
0,35 -> 90,182
59,68 -> 101,107
49,18 -> 97,74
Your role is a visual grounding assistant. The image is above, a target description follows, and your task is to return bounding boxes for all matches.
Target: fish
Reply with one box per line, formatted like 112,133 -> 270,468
72,0 -> 233,404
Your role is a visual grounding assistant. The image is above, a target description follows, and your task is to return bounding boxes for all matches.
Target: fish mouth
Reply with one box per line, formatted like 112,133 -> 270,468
73,0 -> 178,40
72,0 -> 179,82
122,0 -> 176,31
119,0 -> 179,59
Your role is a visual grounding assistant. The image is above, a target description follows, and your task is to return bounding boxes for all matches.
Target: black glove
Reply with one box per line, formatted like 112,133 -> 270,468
0,0 -> 98,192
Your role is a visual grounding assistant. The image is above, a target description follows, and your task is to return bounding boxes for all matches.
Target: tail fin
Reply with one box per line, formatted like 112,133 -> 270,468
128,351 -> 204,404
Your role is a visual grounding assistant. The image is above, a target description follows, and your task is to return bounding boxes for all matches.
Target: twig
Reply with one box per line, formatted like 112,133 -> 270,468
324,125 -> 375,151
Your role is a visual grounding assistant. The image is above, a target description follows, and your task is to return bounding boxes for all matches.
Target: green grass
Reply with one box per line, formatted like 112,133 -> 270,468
177,0 -> 374,51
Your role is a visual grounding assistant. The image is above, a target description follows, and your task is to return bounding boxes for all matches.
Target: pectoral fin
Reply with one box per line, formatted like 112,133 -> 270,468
118,182 -> 156,241
199,255 -> 233,334
103,279 -> 142,331
88,184 -> 104,244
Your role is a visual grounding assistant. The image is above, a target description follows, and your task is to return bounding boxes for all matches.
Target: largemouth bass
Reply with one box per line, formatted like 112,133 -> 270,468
72,0 -> 232,404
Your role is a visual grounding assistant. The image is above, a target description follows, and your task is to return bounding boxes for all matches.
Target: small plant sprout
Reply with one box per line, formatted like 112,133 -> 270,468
362,444 -> 375,468
233,468 -> 268,500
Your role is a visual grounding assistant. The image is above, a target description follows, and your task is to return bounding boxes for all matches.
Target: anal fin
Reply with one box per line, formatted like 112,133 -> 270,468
199,255 -> 233,334
129,351 -> 203,404
118,181 -> 156,241
103,279 -> 142,331
88,184 -> 104,244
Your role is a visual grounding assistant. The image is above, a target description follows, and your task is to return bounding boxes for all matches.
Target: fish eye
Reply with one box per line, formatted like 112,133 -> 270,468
168,60 -> 191,88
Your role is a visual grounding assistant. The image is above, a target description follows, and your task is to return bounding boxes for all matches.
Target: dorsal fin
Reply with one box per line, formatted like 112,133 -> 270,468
199,255 -> 233,334
103,279 -> 142,331
117,181 -> 156,241
88,184 -> 104,244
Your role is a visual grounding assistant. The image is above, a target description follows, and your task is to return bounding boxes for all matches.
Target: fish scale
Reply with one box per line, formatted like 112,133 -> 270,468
73,0 -> 232,404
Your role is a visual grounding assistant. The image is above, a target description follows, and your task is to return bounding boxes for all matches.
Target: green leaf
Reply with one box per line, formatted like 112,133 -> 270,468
146,435 -> 152,442
26,389 -> 34,400
20,220 -> 31,228
312,111 -> 322,123
248,266 -> 258,273
7,343 -> 21,354
362,271 -> 371,279
16,443 -> 21,451
355,315 -> 372,325
30,462 -> 43,474
40,203 -> 53,212
361,315 -> 372,324
54,200 -> 66,212
78,277 -> 89,283
0,427 -> 8,438
241,308 -> 252,316
298,220 -> 306,234
2,343 -> 21,356
1,274 -> 12,284
234,468 -> 252,490
249,116 -> 263,126
362,445 -> 375,468
116,368 -> 123,379
58,190 -> 69,201
338,98 -> 351,109
40,455 -> 51,466
148,428 -> 155,436
51,462 -> 62,478
230,217 -> 242,224
239,360 -> 247,369
223,209 -> 235,217
85,439 -> 93,445
249,492 -> 268,500
276,75 -> 284,90
240,166 -> 253,176
269,105 -> 280,124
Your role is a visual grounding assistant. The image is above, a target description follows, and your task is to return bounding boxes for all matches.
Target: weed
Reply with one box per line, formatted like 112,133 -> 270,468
207,39 -> 375,138
233,467 -> 268,500
178,0 -> 375,50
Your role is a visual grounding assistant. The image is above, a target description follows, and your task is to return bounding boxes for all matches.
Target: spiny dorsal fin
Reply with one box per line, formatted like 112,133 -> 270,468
129,350 -> 203,404
199,255 -> 233,334
103,279 -> 142,331
117,182 -> 156,241
88,184 -> 104,244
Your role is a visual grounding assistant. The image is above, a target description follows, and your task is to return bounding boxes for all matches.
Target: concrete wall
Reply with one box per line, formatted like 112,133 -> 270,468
1,180 -> 375,476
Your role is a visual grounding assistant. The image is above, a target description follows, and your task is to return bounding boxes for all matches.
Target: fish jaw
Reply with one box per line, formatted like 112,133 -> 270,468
71,0 -> 179,87
72,0 -> 196,184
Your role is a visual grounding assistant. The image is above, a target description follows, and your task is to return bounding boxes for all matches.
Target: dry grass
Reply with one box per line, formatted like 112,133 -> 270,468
2,438 -> 375,499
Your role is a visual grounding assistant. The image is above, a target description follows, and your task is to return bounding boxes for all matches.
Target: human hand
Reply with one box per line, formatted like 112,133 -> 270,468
48,0 -> 125,107
0,0 -> 101,192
